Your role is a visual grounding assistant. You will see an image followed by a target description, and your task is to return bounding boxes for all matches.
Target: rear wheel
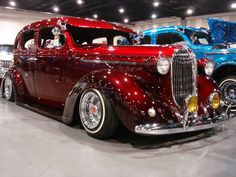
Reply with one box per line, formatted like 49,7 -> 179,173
219,76 -> 236,108
79,88 -> 119,139
3,76 -> 15,101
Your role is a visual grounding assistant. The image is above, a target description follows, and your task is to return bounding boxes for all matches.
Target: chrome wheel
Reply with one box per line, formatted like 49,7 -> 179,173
4,76 -> 13,100
79,89 -> 105,133
219,78 -> 236,107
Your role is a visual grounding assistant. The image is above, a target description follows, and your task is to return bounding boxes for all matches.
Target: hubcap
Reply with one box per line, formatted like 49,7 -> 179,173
220,79 -> 236,106
80,91 -> 103,130
4,77 -> 13,100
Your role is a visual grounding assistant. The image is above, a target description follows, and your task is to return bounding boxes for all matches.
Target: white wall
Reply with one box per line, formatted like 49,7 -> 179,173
0,7 -> 61,45
1,6 -> 236,45
132,11 -> 236,31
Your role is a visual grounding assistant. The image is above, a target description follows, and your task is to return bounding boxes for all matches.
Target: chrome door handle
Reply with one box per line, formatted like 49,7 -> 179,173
27,57 -> 38,61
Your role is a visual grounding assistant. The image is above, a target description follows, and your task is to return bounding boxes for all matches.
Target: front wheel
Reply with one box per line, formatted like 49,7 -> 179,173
3,76 -> 15,101
79,88 -> 119,139
219,76 -> 236,108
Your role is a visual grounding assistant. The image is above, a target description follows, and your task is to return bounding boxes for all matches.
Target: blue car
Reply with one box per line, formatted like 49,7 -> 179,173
142,18 -> 236,108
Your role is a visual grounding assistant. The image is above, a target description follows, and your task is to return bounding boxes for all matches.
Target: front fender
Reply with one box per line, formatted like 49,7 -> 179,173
197,75 -> 222,115
63,69 -> 179,130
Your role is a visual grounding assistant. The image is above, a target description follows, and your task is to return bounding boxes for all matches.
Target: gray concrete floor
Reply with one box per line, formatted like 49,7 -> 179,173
1,99 -> 236,177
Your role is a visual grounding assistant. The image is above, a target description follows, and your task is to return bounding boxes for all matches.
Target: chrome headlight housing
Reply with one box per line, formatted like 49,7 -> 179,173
205,60 -> 215,76
157,57 -> 170,75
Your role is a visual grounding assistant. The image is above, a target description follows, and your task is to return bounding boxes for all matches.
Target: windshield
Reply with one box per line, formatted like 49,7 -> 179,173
68,25 -> 133,46
0,45 -> 13,53
184,29 -> 213,45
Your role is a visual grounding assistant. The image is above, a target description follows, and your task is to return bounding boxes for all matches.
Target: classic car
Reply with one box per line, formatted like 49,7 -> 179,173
0,17 -> 227,139
142,19 -> 236,109
0,44 -> 13,83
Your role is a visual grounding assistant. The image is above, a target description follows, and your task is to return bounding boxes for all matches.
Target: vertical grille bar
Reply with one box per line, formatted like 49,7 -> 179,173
172,49 -> 195,106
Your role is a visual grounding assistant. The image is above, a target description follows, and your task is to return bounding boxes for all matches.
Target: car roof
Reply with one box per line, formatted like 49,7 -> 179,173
21,16 -> 136,34
143,26 -> 209,34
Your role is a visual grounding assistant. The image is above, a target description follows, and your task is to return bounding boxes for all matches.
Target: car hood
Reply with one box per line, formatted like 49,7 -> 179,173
72,44 -> 178,61
208,18 -> 236,44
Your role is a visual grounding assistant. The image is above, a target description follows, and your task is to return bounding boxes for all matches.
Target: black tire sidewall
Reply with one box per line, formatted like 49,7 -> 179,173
219,75 -> 236,107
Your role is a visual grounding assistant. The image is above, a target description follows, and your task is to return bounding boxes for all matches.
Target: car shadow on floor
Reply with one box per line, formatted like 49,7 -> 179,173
111,125 -> 232,149
63,122 -> 234,154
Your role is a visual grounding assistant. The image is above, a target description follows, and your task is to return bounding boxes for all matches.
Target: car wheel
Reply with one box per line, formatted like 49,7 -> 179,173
79,88 -> 119,139
3,76 -> 15,101
219,76 -> 236,108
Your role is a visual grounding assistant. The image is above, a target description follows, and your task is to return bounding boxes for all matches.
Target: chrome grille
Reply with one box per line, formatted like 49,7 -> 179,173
172,49 -> 196,106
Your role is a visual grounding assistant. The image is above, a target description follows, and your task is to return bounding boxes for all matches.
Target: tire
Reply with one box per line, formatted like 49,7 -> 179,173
79,88 -> 119,139
3,76 -> 15,102
219,76 -> 236,108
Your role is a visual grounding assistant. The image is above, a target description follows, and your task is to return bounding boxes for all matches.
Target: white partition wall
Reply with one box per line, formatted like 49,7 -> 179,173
1,6 -> 236,44
131,11 -> 236,31
0,7 -> 61,45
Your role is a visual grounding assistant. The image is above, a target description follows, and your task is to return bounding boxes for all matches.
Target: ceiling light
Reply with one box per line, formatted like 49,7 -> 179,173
153,1 -> 159,7
77,0 -> 84,5
151,14 -> 157,19
119,8 -> 125,13
9,1 -> 16,7
186,8 -> 194,15
53,6 -> 60,13
231,3 -> 236,8
93,14 -> 98,18
124,18 -> 129,23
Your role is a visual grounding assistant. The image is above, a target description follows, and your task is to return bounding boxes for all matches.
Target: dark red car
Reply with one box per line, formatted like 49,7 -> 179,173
0,17 -> 227,138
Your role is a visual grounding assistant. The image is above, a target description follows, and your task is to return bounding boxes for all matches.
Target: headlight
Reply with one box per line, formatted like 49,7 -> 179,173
186,95 -> 198,113
209,92 -> 220,110
205,60 -> 214,76
157,57 -> 170,75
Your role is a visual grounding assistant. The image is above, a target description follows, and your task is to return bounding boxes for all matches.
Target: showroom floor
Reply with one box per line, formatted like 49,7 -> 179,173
1,99 -> 236,177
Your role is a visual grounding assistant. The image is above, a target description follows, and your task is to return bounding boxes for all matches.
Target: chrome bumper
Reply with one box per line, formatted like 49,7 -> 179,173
135,117 -> 226,135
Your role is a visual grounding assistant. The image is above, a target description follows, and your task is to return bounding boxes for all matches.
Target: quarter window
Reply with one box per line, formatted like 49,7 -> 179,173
39,27 -> 65,49
156,33 -> 184,45
22,31 -> 35,51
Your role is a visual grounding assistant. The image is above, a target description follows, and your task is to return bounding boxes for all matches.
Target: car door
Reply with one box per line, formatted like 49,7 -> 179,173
34,26 -> 71,108
15,30 -> 37,98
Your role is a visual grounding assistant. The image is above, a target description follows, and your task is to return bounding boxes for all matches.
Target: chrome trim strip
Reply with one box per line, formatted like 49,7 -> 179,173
203,51 -> 235,55
135,120 -> 226,135
80,59 -> 138,66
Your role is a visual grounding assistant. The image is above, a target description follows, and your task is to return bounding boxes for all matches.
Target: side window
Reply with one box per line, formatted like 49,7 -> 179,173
92,37 -> 107,44
39,27 -> 65,49
22,31 -> 35,51
140,35 -> 151,44
114,35 -> 130,46
156,33 -> 184,45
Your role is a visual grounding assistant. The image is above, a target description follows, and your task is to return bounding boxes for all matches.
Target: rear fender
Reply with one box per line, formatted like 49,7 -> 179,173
0,67 -> 27,102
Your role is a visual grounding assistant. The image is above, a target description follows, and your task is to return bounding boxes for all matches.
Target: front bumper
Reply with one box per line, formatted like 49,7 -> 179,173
135,116 -> 226,135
